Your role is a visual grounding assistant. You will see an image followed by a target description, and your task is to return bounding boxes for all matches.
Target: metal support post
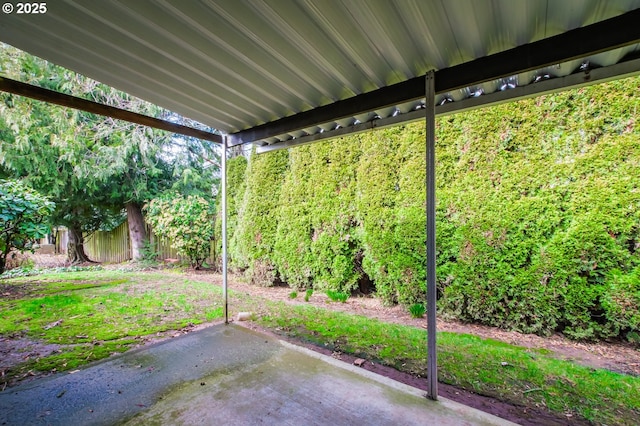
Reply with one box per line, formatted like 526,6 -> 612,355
425,70 -> 438,400
222,136 -> 229,324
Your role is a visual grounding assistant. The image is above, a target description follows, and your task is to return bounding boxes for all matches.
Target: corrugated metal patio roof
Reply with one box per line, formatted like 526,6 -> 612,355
1,0 -> 640,149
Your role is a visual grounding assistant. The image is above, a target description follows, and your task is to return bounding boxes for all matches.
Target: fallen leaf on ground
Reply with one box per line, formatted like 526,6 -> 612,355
44,320 -> 63,330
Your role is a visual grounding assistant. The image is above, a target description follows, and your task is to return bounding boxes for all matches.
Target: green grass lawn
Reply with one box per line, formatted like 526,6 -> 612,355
257,302 -> 640,425
0,269 -> 225,378
1,269 -> 638,425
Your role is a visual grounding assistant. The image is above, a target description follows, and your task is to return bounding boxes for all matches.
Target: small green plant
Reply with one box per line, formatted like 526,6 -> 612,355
408,303 -> 426,318
288,291 -> 298,299
627,331 -> 640,344
0,266 -> 34,279
21,257 -> 36,270
326,290 -> 349,303
304,288 -> 313,302
140,240 -> 160,264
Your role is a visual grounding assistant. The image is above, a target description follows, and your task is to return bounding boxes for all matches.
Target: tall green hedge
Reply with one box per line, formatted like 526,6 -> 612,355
274,142 -> 362,292
222,76 -> 640,342
214,155 -> 247,268
271,145 -> 314,289
233,147 -> 288,285
356,125 -> 427,305
436,78 -> 640,340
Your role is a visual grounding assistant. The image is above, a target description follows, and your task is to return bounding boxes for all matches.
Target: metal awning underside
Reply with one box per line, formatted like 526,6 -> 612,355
2,0 -> 640,149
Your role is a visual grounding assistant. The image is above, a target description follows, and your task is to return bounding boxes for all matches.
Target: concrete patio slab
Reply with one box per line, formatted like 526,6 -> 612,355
0,324 -> 516,425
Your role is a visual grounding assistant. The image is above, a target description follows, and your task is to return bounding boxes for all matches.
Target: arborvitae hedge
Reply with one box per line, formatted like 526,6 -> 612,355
233,147 -> 288,285
222,76 -> 640,342
356,125 -> 427,305
436,78 -> 640,340
214,155 -> 247,268
271,145 -> 314,289
274,142 -> 362,292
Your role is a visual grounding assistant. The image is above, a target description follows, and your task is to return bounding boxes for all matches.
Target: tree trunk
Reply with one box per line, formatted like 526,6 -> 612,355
50,232 -> 58,254
0,253 -> 7,275
67,225 -> 92,264
126,202 -> 147,261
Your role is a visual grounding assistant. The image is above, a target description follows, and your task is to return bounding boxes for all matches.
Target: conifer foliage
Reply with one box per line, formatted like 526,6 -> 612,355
224,77 -> 640,342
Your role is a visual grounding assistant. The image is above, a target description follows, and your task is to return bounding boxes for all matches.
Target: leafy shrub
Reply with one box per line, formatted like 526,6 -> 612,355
246,260 -> 277,287
214,156 -> 248,268
223,76 -> 640,341
0,180 -> 54,274
627,331 -> 640,345
436,80 -> 640,339
288,291 -> 298,299
408,303 -> 426,318
145,195 -> 214,269
273,142 -> 363,293
139,240 -> 160,264
356,126 -> 426,306
602,267 -> 640,340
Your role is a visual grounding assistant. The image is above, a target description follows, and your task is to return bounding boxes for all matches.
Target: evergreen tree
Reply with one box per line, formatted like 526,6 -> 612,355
0,44 -> 218,261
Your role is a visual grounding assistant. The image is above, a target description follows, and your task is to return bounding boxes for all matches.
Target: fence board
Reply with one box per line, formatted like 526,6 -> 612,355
83,221 -> 217,266
85,221 -> 130,263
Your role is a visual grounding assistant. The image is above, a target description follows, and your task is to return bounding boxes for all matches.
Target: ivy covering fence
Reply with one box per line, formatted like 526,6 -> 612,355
217,76 -> 640,342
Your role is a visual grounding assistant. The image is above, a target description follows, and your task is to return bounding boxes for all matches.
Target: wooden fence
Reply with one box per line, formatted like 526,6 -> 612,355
83,220 -> 216,265
146,225 -> 181,261
84,221 -> 130,263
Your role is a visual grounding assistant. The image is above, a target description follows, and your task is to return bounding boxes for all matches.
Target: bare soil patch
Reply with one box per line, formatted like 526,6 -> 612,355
0,283 -> 34,300
0,336 -> 63,390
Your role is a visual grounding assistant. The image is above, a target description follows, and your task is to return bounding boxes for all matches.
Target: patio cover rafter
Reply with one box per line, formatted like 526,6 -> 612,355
0,76 -> 223,145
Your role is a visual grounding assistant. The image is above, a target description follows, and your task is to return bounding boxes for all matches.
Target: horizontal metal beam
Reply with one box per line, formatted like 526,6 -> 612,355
235,8 -> 640,146
256,57 -> 640,154
0,77 -> 223,145
434,9 -> 640,93
255,110 -> 421,153
436,56 -> 640,116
